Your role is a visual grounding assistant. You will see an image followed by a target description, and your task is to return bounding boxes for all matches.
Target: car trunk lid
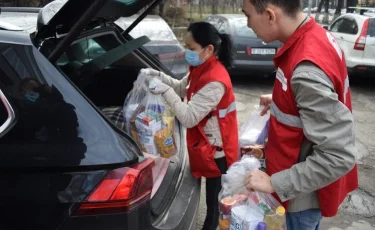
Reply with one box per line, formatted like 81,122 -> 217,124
33,0 -> 158,62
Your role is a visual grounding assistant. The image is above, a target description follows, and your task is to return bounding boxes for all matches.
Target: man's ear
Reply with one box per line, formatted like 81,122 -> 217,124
265,8 -> 277,24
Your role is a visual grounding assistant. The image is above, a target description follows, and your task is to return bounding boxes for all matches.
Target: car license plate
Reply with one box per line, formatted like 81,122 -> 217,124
251,48 -> 276,55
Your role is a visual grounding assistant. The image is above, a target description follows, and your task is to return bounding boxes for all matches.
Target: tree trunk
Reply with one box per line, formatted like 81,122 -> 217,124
333,0 -> 343,20
199,0 -> 203,18
346,0 -> 357,13
189,1 -> 193,20
211,0 -> 217,14
315,0 -> 325,21
158,0 -> 165,18
323,0 -> 330,24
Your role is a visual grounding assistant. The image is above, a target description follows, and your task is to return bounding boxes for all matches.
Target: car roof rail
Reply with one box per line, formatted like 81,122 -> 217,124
1,7 -> 42,13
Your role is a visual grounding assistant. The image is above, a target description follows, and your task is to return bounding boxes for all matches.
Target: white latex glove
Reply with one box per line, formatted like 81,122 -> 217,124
149,78 -> 171,95
142,68 -> 172,80
143,68 -> 161,78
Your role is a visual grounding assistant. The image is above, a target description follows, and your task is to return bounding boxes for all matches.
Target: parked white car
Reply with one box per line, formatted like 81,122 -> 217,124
324,13 -> 375,76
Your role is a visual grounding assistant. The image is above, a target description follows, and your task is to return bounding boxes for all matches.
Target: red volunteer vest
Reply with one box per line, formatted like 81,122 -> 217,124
186,56 -> 239,178
267,18 -> 358,217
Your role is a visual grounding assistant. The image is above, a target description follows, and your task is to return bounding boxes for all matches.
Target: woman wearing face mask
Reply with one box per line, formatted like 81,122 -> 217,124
142,21 -> 238,230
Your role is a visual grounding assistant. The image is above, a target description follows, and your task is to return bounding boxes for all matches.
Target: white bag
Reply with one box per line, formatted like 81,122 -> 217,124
239,106 -> 270,147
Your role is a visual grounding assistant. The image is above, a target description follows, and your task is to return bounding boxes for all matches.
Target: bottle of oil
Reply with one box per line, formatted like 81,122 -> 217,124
263,206 -> 286,230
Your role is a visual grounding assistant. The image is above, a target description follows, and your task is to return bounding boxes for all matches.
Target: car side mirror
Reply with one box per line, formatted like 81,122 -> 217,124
0,89 -> 16,138
323,25 -> 329,30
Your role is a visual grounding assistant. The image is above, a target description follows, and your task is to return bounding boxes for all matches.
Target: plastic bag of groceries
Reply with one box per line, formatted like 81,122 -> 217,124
123,69 -> 149,134
218,155 -> 285,230
239,106 -> 270,165
123,69 -> 177,158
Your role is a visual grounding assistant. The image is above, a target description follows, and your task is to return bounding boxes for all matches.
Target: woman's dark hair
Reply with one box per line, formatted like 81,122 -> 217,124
187,22 -> 234,69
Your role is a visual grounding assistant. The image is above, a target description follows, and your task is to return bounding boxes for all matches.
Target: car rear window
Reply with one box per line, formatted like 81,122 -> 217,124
233,19 -> 257,38
368,18 -> 375,37
0,43 -> 139,168
116,17 -> 178,41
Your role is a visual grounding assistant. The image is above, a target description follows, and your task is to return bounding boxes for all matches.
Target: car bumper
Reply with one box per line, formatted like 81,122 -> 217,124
348,65 -> 375,76
152,149 -> 201,230
230,60 -> 276,75
62,157 -> 200,230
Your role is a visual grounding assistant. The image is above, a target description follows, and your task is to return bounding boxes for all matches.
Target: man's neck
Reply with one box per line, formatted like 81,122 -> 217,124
278,12 -> 307,43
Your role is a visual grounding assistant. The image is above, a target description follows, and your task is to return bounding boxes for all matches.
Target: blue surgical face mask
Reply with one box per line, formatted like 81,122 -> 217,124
24,91 -> 40,103
185,47 -> 208,67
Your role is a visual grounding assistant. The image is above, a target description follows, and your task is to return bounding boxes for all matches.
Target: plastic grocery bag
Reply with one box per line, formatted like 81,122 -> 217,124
239,105 -> 270,147
123,70 -> 177,158
239,106 -> 270,167
123,69 -> 149,134
218,155 -> 284,230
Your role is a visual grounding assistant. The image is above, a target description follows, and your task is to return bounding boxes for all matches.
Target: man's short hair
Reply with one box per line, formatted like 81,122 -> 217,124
249,0 -> 301,17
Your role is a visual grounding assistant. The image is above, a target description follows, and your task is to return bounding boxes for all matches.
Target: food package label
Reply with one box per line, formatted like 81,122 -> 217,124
230,205 -> 264,230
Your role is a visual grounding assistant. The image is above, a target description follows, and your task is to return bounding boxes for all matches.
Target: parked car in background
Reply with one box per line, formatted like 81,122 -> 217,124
0,7 -> 39,33
205,14 -> 282,76
0,19 -> 24,31
0,7 -> 188,79
0,0 -> 200,229
116,15 -> 188,79
324,13 -> 375,76
364,9 -> 375,17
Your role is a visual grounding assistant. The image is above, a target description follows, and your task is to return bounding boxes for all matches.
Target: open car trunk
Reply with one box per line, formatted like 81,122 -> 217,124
39,24 -> 187,225
32,0 -> 190,225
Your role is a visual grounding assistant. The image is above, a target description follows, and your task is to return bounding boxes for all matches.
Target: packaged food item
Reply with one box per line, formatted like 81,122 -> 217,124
219,213 -> 231,230
230,205 -> 264,230
256,222 -> 266,230
240,144 -> 265,158
219,194 -> 248,215
263,206 -> 286,230
123,70 -> 178,158
154,126 -> 177,158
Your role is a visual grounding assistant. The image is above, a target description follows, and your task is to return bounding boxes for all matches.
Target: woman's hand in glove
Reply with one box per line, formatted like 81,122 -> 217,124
144,68 -> 161,78
149,78 -> 171,95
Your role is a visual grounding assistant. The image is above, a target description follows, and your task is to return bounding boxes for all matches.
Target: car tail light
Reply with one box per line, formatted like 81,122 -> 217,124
357,66 -> 367,70
354,19 -> 369,51
72,158 -> 155,216
158,50 -> 185,60
247,47 -> 252,56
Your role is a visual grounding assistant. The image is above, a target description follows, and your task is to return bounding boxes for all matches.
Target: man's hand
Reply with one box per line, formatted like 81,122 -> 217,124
260,94 -> 272,116
149,78 -> 171,95
245,169 -> 275,194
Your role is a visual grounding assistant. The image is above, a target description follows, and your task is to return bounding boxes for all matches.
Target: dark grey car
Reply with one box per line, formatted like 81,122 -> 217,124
0,0 -> 199,229
205,14 -> 282,76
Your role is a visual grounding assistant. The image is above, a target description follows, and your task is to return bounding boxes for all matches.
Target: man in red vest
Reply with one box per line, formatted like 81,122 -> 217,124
242,0 -> 358,229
